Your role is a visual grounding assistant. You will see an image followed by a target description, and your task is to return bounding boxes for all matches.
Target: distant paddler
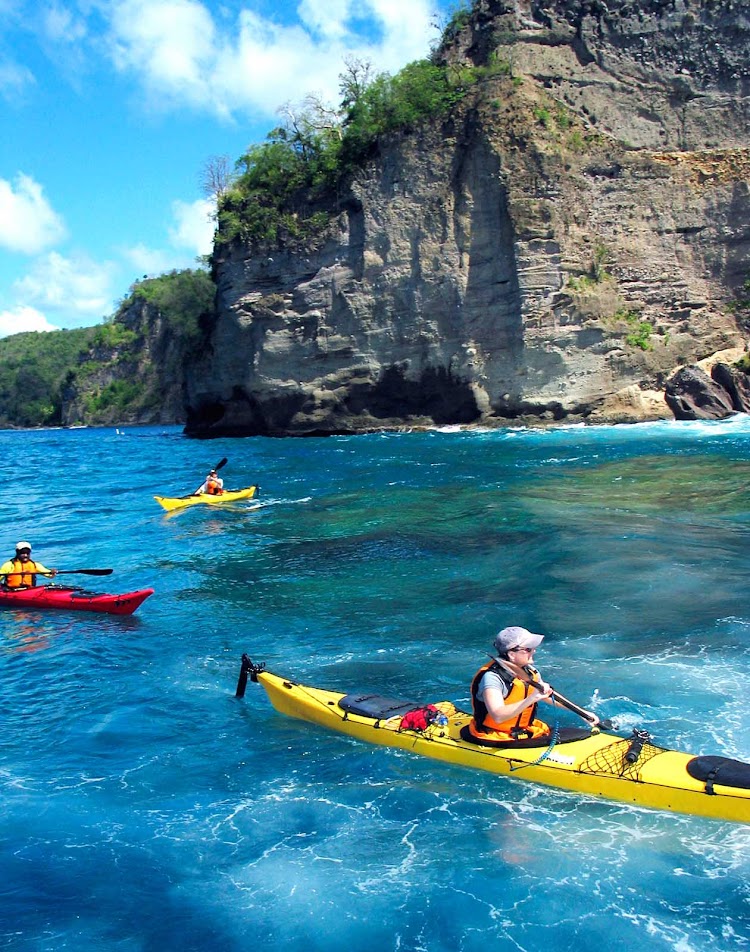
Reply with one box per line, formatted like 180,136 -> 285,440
0,542 -> 58,589
193,457 -> 228,496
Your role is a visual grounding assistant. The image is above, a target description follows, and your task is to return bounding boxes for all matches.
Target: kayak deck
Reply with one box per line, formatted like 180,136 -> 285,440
239,659 -> 750,824
154,485 -> 258,511
0,585 -> 154,616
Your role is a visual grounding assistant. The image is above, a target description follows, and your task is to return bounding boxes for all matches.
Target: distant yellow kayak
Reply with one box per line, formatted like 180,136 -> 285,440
154,485 -> 258,512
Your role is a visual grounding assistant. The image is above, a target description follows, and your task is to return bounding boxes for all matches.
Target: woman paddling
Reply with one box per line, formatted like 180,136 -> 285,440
467,625 -> 599,745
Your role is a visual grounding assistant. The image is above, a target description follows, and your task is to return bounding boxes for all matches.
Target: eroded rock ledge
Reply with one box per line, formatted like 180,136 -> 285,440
185,0 -> 750,437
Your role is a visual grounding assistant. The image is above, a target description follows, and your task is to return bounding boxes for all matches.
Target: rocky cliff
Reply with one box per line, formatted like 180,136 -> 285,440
62,270 -> 215,426
185,0 -> 750,437
61,299 -> 187,425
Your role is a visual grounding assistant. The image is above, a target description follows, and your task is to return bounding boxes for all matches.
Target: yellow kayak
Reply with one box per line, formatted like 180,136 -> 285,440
236,656 -> 750,824
154,485 -> 258,512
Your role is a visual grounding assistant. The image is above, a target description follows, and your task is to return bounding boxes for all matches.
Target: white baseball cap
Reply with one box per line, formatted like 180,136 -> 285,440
493,626 -> 545,653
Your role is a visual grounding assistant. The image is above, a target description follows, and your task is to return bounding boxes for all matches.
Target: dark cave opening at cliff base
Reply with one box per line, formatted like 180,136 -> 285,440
344,365 -> 480,426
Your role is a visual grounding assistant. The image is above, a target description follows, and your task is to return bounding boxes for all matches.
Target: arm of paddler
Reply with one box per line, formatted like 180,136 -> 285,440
483,680 -> 553,725
33,561 -> 58,579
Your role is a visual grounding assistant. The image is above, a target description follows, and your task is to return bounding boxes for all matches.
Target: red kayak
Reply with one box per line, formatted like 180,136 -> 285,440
0,585 -> 154,616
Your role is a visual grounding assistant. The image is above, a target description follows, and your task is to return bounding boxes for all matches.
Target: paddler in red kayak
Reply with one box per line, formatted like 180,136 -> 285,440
0,542 -> 58,589
467,625 -> 600,744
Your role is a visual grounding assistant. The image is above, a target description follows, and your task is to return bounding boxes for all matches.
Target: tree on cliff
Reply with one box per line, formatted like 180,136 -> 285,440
200,155 -> 235,205
216,54 -> 467,249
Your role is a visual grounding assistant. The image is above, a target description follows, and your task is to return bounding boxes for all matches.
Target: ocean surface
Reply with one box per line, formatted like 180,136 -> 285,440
1,419 -> 749,952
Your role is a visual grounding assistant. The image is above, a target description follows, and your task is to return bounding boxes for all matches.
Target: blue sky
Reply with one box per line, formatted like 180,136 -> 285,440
0,0 -> 452,337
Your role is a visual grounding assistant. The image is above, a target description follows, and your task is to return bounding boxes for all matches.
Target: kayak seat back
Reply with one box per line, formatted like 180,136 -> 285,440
686,755 -> 750,793
339,693 -> 420,721
459,724 -> 593,748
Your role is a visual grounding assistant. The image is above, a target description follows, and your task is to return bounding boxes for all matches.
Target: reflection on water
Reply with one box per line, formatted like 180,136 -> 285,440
0,610 -> 74,654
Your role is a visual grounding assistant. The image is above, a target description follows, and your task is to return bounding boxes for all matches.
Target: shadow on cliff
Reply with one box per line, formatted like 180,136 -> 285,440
185,365 -> 481,437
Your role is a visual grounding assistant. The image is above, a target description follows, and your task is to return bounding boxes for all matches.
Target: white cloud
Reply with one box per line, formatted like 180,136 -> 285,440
298,0 -> 351,40
109,0 -> 220,111
37,1 -> 92,82
13,251 -> 117,322
105,0 -> 440,119
0,173 -> 67,254
121,198 -> 214,276
168,198 -> 215,256
0,59 -> 36,101
42,2 -> 88,43
0,305 -> 58,338
122,243 -> 178,277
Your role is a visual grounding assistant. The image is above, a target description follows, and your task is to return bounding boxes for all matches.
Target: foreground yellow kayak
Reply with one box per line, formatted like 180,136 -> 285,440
236,656 -> 750,824
154,486 -> 258,511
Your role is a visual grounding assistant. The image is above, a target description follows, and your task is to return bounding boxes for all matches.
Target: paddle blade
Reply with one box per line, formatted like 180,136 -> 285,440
214,457 -> 228,471
55,568 -> 114,576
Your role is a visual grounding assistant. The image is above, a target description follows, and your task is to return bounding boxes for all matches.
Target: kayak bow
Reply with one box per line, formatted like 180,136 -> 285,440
236,656 -> 750,825
0,585 -> 154,616
154,485 -> 258,512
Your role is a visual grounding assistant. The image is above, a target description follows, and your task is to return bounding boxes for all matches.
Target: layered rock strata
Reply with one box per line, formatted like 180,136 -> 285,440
185,0 -> 750,436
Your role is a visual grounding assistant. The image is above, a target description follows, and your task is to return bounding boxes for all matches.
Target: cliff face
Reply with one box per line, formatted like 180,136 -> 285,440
61,299 -> 189,426
185,0 -> 750,436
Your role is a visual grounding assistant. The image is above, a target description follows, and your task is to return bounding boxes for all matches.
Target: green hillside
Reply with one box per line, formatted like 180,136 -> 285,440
0,327 -> 97,427
0,268 -> 216,428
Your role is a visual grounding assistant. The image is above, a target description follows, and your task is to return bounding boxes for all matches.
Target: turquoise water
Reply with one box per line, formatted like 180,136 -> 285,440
1,419 -> 748,952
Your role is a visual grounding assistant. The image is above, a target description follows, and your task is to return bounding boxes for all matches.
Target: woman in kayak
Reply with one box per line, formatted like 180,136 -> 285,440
0,542 -> 57,589
195,469 -> 224,495
467,625 -> 599,745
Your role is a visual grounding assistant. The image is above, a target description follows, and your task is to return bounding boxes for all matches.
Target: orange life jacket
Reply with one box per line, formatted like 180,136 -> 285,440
4,558 -> 40,589
205,477 -> 223,495
468,660 -> 550,742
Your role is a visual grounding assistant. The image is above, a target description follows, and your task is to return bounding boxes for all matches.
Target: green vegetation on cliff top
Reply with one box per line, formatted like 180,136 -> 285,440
217,41 -> 493,248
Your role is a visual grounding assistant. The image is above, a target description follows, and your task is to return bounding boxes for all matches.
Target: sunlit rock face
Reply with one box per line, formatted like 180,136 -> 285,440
185,0 -> 749,436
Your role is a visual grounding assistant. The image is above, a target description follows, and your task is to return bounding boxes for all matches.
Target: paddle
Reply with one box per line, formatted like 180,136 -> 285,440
1,567 -> 113,589
53,569 -> 114,576
490,655 -> 612,729
194,457 -> 228,495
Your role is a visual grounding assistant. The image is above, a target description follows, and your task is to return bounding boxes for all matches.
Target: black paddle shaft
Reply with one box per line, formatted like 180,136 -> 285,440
2,569 -> 111,579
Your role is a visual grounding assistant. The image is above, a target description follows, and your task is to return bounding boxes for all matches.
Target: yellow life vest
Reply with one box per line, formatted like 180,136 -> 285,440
468,660 -> 550,742
4,558 -> 40,589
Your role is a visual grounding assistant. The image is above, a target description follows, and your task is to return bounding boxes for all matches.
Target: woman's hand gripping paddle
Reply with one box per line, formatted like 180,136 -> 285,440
491,655 -> 612,729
